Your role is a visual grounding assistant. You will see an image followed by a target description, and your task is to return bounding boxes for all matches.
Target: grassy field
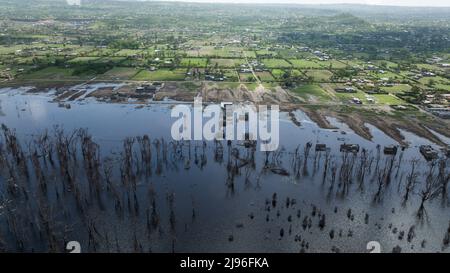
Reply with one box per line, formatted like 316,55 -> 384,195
380,84 -> 412,93
70,46 -> 96,55
373,60 -> 399,69
291,69 -> 304,78
180,58 -> 208,67
178,81 -> 202,92
114,49 -> 143,57
15,56 -> 58,65
289,59 -> 321,69
271,69 -> 285,79
67,57 -> 101,64
415,63 -> 445,73
19,67 -> 93,80
223,69 -> 239,81
434,83 -> 450,91
95,57 -> 127,65
256,49 -> 277,57
213,47 -> 242,58
368,70 -> 403,81
277,49 -> 304,59
318,60 -> 348,69
0,45 -> 26,55
371,94 -> 405,105
244,83 -> 259,91
210,59 -> 244,68
261,59 -> 291,68
334,89 -> 369,104
256,71 -> 275,82
292,84 -> 332,102
418,76 -> 450,91
305,70 -> 334,82
89,48 -> 118,57
239,72 -> 256,82
187,46 -> 244,58
342,59 -> 365,69
261,82 -> 279,91
132,69 -> 186,81
98,67 -> 140,80
243,51 -> 257,58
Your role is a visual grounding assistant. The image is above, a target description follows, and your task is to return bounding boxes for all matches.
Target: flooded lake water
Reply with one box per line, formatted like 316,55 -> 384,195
0,85 -> 449,253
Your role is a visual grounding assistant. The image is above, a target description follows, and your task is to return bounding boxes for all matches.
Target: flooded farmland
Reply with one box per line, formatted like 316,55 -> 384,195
0,85 -> 449,253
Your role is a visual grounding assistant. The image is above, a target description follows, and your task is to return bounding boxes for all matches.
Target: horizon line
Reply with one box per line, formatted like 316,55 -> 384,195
119,0 -> 450,8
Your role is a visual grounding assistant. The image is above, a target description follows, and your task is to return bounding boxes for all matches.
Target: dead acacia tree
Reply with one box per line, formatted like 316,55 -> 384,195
137,135 -> 152,178
417,162 -> 441,220
121,137 -> 136,188
322,149 -> 331,184
302,142 -> 312,177
402,159 -> 419,206
356,149 -> 369,190
437,159 -> 449,202
213,139 -> 224,164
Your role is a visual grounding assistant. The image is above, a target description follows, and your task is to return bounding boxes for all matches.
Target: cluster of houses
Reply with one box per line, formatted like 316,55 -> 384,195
426,106 -> 450,119
205,74 -> 225,81
426,56 -> 450,68
312,50 -> 330,61
422,93 -> 450,119
333,87 -> 364,104
239,60 -> 267,73
408,70 -> 436,81
335,87 -> 357,93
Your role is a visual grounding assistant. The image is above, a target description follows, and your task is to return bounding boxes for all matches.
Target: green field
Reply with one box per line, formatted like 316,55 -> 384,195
0,45 -> 26,55
305,70 -> 334,82
180,58 -> 208,67
223,69 -> 239,81
418,76 -> 450,91
318,60 -> 348,69
334,88 -> 369,104
19,67 -> 93,80
380,84 -> 412,93
243,51 -> 257,58
368,70 -> 403,81
239,72 -> 256,82
292,84 -> 332,102
256,49 -> 277,57
271,69 -> 285,79
261,59 -> 292,68
289,59 -> 322,69
188,46 -> 242,58
67,57 -> 101,64
373,60 -> 399,69
415,63 -> 445,73
114,49 -> 143,57
98,67 -> 140,80
256,71 -> 275,82
434,83 -> 450,91
372,94 -> 405,105
210,59 -> 244,68
89,48 -> 118,57
132,69 -> 186,81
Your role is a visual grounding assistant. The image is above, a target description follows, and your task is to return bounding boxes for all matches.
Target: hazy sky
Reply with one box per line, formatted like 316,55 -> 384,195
150,0 -> 450,7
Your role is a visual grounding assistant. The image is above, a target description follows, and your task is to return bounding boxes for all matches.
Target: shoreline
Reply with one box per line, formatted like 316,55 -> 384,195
1,81 -> 449,147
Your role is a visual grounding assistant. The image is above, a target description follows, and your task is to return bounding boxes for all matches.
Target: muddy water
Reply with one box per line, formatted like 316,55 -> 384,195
0,86 -> 449,253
